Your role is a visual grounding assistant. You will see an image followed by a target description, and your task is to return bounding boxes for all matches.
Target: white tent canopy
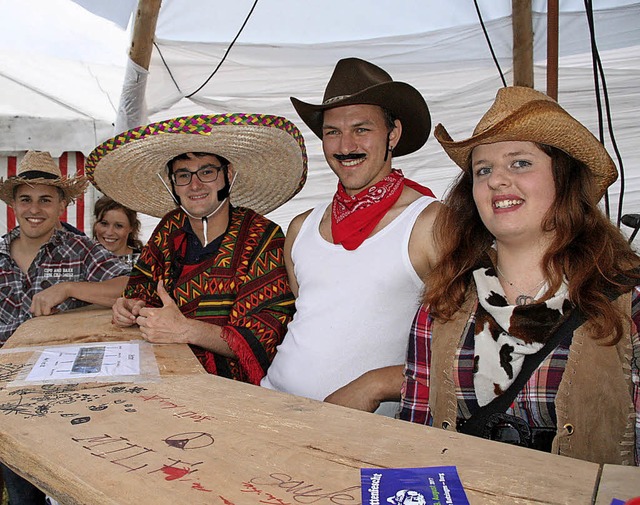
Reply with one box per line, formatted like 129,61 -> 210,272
2,0 -> 639,237
140,0 -> 640,230
0,0 -> 128,156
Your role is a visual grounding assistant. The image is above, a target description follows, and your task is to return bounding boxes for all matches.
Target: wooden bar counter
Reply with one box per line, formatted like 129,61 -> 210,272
594,464 -> 640,504
1,305 -> 205,377
0,307 -> 625,504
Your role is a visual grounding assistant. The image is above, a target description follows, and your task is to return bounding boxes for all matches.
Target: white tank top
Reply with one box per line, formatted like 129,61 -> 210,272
262,196 -> 435,416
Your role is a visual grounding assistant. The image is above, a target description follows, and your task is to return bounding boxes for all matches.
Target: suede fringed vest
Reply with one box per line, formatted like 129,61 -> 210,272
429,287 -> 636,465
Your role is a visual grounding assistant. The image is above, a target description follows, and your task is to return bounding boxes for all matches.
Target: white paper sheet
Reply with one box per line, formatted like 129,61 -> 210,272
25,342 -> 140,382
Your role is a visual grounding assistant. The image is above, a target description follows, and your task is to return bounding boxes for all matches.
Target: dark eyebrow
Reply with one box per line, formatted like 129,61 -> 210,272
174,163 -> 223,172
505,150 -> 536,157
322,119 -> 375,131
473,149 -> 537,167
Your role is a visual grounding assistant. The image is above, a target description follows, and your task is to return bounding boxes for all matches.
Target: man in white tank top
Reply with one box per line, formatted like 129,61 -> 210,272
261,58 -> 441,416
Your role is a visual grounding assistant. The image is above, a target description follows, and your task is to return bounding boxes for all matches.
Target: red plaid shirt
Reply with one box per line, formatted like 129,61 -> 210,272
0,227 -> 131,345
399,286 -> 640,464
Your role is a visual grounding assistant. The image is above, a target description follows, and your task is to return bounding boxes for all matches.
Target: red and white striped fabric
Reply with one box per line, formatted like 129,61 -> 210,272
1,152 -> 95,235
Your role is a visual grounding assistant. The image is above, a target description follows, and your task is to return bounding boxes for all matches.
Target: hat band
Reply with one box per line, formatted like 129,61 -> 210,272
17,170 -> 59,181
323,95 -> 351,105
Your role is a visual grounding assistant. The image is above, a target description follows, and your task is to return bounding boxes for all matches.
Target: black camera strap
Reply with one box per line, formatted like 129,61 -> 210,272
459,307 -> 584,437
459,271 -> 634,438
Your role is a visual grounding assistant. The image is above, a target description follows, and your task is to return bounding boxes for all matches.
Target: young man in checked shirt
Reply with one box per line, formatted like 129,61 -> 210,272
0,151 -> 130,504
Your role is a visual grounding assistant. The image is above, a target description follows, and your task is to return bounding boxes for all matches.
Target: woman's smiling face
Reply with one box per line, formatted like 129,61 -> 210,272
94,208 -> 133,256
472,141 -> 556,245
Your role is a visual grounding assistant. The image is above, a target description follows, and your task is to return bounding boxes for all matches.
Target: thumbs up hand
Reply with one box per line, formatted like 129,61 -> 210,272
156,279 -> 175,308
137,279 -> 188,343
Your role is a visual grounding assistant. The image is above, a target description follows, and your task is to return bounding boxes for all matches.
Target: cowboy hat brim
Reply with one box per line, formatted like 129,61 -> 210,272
86,114 -> 308,218
434,99 -> 617,199
291,81 -> 431,157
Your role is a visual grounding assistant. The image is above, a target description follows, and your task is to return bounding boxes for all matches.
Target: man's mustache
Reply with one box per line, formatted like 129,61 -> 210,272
333,153 -> 366,162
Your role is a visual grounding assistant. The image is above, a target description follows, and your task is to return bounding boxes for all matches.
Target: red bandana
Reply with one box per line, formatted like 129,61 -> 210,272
331,169 -> 435,250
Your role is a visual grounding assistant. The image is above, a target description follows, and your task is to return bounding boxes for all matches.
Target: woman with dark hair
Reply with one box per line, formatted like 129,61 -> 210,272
93,195 -> 143,268
399,86 -> 640,465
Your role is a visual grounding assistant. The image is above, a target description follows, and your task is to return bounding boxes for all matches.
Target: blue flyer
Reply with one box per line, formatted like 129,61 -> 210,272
361,466 -> 470,505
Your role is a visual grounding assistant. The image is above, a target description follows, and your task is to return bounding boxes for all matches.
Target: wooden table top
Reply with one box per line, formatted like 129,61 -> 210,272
2,305 -> 206,377
594,464 -> 640,504
1,306 -> 635,505
0,372 -> 601,505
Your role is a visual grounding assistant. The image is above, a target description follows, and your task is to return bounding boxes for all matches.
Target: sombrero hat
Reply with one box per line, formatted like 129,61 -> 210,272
0,151 -> 88,205
290,57 -> 431,157
86,113 -> 308,218
434,86 -> 617,199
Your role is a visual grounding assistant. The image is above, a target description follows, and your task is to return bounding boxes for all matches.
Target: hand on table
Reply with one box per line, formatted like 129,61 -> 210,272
30,282 -> 71,316
112,296 -> 146,327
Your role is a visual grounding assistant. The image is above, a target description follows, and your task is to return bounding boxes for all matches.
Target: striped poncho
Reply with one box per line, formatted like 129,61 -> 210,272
125,206 -> 295,384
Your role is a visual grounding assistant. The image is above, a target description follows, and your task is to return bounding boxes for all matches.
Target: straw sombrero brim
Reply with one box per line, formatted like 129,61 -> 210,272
291,81 -> 431,157
434,99 -> 617,199
0,176 -> 88,206
86,114 -> 308,218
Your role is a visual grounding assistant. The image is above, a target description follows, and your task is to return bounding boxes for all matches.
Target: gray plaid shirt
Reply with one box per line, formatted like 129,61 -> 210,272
0,227 -> 131,345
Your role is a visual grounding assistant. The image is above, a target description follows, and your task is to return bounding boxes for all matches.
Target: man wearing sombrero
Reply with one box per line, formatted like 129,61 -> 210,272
0,150 -> 131,504
261,58 -> 441,416
87,113 -> 307,385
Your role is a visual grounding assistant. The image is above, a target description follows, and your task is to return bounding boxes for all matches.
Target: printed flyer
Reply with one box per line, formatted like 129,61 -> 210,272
25,342 -> 140,381
361,466 -> 470,505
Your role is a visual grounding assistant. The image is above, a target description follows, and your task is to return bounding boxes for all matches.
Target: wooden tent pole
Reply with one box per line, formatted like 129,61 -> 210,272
546,0 -> 559,99
112,0 -> 162,134
129,0 -> 162,70
512,0 -> 534,88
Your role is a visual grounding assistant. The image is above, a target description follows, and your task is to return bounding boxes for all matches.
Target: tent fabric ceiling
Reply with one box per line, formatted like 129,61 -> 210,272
0,0 -> 127,156
1,0 -> 639,237
144,1 -> 640,230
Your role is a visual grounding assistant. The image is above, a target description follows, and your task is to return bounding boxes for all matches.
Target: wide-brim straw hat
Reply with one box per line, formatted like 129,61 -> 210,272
290,57 -> 431,157
86,113 -> 308,218
434,86 -> 617,199
0,150 -> 88,205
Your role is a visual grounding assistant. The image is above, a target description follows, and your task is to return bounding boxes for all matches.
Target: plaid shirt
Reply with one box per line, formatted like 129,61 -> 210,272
399,287 -> 640,464
0,227 -> 131,345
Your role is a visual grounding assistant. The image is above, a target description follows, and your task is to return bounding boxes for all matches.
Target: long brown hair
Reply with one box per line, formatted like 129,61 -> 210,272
93,195 -> 143,251
426,144 -> 640,343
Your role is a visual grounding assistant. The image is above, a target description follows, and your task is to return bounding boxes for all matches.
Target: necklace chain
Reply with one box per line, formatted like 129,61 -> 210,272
496,264 -> 546,306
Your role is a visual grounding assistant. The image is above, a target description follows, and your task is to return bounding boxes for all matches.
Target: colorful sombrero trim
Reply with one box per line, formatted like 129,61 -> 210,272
86,113 -> 308,195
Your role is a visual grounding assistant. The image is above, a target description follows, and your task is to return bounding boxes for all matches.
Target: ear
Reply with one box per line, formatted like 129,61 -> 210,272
389,119 -> 402,150
226,164 -> 234,180
59,195 -> 69,211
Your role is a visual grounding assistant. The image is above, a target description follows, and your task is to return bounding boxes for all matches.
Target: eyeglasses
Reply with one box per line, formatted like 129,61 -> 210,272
170,164 -> 227,186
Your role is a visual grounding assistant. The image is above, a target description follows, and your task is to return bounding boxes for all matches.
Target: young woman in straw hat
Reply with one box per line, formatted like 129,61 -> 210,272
399,86 -> 640,465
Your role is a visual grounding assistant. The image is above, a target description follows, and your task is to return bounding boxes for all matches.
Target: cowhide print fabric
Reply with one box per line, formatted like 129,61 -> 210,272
471,264 -> 572,406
